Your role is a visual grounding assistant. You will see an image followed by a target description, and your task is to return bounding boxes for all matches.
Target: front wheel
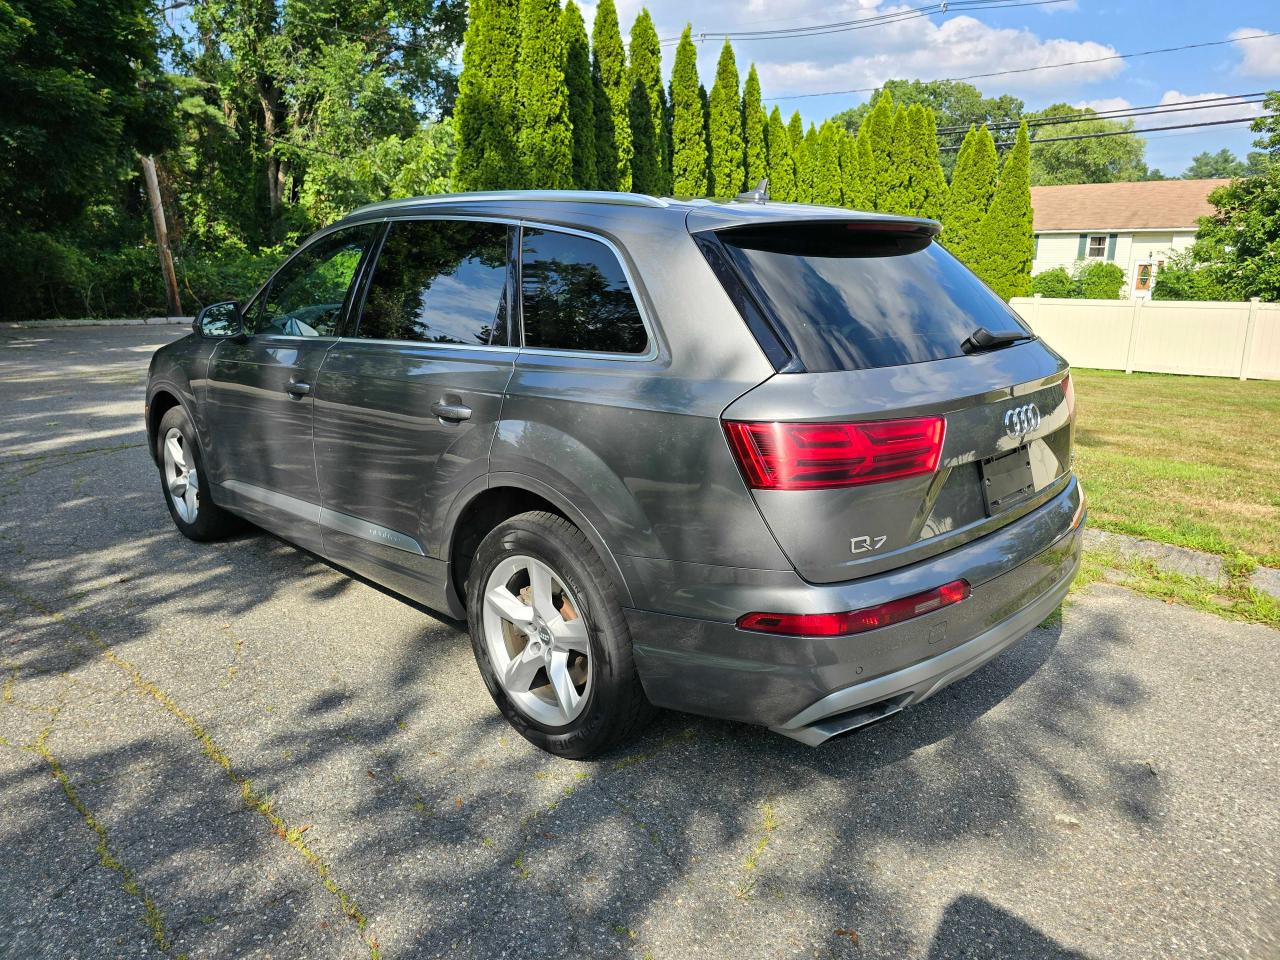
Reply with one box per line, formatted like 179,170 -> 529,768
155,405 -> 240,541
466,511 -> 654,759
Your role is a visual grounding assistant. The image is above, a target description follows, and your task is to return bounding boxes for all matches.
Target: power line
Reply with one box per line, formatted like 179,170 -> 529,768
764,31 -> 1280,102
935,93 -> 1270,138
940,113 -> 1275,151
661,0 -> 1071,46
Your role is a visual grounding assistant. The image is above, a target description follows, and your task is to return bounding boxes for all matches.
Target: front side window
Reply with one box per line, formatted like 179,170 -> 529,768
254,225 -> 375,337
1087,235 -> 1107,259
357,219 -> 512,346
520,228 -> 648,355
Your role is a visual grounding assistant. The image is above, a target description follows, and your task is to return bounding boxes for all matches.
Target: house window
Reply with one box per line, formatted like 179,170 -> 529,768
1086,235 -> 1107,259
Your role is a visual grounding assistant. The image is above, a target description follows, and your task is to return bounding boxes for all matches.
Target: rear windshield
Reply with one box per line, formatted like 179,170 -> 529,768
713,223 -> 1032,372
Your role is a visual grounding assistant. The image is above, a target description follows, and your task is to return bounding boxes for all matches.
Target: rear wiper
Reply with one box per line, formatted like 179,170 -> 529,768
961,326 -> 1034,354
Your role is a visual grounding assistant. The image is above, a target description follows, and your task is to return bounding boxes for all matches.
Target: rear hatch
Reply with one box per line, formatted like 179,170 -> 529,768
697,216 -> 1074,584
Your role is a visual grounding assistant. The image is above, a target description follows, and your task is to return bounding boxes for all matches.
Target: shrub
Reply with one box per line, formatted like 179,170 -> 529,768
1151,252 -> 1231,301
1030,267 -> 1076,298
1076,260 -> 1126,299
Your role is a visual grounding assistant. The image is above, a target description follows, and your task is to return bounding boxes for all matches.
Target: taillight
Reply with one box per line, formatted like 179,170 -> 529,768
723,417 -> 945,490
737,579 -> 971,637
1062,372 -> 1075,419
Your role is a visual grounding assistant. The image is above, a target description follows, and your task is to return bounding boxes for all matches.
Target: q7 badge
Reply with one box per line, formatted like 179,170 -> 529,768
850,535 -> 888,555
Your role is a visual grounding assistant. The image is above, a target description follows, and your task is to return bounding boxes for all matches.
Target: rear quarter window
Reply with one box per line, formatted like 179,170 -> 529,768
713,223 -> 1032,372
520,228 -> 649,355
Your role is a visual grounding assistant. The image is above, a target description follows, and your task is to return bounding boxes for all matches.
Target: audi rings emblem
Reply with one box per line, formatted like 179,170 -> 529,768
1003,403 -> 1041,440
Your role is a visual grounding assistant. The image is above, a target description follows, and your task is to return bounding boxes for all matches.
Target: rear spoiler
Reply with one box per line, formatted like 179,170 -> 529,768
685,206 -> 941,240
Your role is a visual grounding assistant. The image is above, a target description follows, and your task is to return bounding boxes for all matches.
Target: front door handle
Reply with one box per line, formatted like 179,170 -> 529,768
430,400 -> 472,422
286,379 -> 312,398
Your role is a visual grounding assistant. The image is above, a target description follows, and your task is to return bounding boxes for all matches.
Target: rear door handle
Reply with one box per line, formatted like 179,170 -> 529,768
286,379 -> 312,398
430,400 -> 472,422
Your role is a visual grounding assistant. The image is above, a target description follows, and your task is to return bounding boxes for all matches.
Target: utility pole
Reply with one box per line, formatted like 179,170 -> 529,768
141,155 -> 182,318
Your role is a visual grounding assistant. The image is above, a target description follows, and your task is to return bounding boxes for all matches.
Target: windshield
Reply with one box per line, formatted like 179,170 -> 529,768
713,222 -> 1033,372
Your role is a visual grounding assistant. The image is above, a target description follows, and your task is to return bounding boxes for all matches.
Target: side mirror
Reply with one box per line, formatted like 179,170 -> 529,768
194,301 -> 242,338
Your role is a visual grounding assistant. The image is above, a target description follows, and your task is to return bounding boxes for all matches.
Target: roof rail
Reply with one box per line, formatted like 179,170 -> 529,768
347,190 -> 670,218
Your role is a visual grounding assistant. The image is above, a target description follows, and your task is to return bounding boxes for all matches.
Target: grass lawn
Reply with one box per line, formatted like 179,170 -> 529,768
1071,369 -> 1280,568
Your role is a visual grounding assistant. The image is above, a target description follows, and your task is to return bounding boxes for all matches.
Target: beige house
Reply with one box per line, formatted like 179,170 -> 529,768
1030,179 -> 1228,298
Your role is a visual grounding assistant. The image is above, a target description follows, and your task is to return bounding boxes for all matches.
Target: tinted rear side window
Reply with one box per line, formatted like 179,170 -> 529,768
357,219 -> 512,346
520,228 -> 648,354
714,223 -> 1032,372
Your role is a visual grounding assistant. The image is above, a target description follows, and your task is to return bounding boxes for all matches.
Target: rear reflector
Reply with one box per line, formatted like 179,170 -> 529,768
737,579 -> 970,637
724,416 -> 945,490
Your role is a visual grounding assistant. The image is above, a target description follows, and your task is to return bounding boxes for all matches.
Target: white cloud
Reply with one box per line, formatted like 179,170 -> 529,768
1230,27 -> 1280,77
601,0 -> 1123,104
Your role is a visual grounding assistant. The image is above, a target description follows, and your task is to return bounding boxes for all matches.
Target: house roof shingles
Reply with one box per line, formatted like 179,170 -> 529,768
1030,178 -> 1229,233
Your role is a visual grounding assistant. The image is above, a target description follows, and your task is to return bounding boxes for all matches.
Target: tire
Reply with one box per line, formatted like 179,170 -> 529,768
466,511 -> 655,759
155,405 -> 240,542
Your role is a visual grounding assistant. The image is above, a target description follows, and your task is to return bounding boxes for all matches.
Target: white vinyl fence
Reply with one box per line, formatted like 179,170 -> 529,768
1010,295 -> 1280,381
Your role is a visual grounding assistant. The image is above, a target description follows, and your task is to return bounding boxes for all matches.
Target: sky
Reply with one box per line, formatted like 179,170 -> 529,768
579,0 -> 1280,176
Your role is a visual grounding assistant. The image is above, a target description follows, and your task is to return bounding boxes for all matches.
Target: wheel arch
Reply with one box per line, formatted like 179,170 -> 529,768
444,474 -> 634,619
145,387 -> 184,464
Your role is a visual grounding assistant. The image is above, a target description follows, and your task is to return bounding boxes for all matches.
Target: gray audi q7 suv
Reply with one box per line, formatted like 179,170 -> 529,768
146,190 -> 1084,758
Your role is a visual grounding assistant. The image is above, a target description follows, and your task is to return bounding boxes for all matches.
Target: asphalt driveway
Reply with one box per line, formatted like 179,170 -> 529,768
1,325 -> 1276,960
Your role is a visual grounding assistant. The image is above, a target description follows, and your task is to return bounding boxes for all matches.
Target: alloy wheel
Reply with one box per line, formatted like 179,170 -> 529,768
482,554 -> 592,726
162,427 -> 199,524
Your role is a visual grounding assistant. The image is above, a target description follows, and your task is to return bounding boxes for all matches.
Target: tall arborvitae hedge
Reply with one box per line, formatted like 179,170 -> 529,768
742,65 -> 767,189
916,105 -> 948,221
628,8 -> 665,194
880,105 -> 912,214
766,105 -> 794,201
592,0 -> 632,190
560,1 -> 596,189
700,82 -> 712,188
839,127 -> 865,209
592,65 -> 615,190
669,25 -> 707,196
975,121 -> 1033,299
814,120 -> 843,206
453,0 -> 521,190
942,124 -> 998,270
788,112 -> 810,202
708,40 -> 744,196
516,0 -> 573,190
864,90 -> 895,210
801,124 -> 819,203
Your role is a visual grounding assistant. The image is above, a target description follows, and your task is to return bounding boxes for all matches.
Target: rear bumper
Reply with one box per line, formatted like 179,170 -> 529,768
623,476 -> 1083,744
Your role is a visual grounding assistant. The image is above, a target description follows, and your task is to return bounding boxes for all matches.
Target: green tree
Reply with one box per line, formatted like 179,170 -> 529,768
765,106 -> 795,202
813,121 -> 843,205
0,0 -> 173,235
879,105 -> 911,214
864,91 -> 896,209
561,1 -> 597,189
1185,93 -> 1280,301
942,124 -> 997,269
708,40 -> 744,196
1026,103 -> 1151,185
627,8 -> 666,194
787,112 -> 809,202
742,64 -> 767,189
974,121 -> 1033,299
516,0 -> 572,189
454,0 -> 521,191
700,83 -> 712,189
669,25 -> 707,196
793,122 -> 816,203
832,79 -> 1024,178
1181,148 -> 1250,179
592,0 -> 632,190
915,106 -> 949,221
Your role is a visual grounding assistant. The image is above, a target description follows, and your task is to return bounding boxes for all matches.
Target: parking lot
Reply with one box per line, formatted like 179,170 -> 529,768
1,325 -> 1277,960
